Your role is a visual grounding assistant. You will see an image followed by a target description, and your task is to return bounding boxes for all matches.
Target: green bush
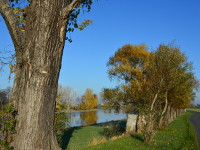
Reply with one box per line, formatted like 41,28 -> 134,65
101,124 -> 125,139
0,104 -> 16,150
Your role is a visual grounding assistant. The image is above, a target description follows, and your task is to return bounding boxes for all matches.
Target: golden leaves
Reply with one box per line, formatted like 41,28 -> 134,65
9,65 -> 16,74
78,20 -> 93,30
108,44 -> 150,82
13,7 -> 27,32
105,43 -> 197,110
80,88 -> 98,109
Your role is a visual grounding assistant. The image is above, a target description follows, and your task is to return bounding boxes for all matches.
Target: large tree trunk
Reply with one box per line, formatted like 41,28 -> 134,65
9,0 -> 71,149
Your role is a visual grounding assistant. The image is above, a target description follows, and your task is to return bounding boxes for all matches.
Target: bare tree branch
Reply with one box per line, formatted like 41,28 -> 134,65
0,0 -> 24,50
0,46 -> 15,72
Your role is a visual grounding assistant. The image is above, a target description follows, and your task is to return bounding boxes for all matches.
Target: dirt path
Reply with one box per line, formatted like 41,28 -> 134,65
189,112 -> 200,150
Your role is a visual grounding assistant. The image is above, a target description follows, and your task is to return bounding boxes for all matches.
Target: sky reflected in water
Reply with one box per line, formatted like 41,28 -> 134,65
65,109 -> 127,128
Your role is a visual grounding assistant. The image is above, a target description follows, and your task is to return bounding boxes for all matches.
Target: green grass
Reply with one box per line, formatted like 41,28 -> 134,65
187,107 -> 200,112
60,121 -> 126,150
81,112 -> 198,150
63,125 -> 105,150
60,112 -> 198,150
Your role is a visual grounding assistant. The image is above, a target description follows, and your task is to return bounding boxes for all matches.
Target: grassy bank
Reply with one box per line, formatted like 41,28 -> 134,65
187,107 -> 200,112
59,120 -> 126,150
82,112 -> 197,150
61,112 -> 198,150
64,109 -> 98,113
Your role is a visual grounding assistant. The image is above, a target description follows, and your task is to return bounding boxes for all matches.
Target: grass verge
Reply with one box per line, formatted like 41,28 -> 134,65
187,107 -> 200,112
80,112 -> 197,150
60,120 -> 126,150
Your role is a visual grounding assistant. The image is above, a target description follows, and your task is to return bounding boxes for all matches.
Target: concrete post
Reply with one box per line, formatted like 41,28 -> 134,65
126,114 -> 138,134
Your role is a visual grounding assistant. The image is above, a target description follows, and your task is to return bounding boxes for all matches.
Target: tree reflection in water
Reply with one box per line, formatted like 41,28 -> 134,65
80,111 -> 98,126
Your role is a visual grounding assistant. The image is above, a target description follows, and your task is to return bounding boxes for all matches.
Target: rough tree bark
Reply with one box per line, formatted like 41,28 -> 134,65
0,0 -> 81,149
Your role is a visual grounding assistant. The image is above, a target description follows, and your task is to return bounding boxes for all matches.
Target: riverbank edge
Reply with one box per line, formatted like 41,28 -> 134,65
62,108 -> 98,113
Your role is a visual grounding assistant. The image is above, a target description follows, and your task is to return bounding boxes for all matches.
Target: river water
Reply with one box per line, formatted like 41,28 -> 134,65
65,109 -> 128,128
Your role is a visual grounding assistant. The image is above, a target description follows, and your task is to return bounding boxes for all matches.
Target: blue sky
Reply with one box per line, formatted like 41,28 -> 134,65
0,0 -> 200,104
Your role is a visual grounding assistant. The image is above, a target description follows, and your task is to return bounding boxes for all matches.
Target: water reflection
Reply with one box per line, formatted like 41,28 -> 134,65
102,106 -> 121,114
65,109 -> 127,128
80,111 -> 98,126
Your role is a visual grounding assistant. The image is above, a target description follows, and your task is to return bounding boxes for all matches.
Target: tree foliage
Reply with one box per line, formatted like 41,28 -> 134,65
107,44 -> 150,82
57,85 -> 77,110
103,44 -> 150,108
0,87 -> 11,105
102,43 -> 199,142
80,88 -> 98,110
103,43 -> 197,110
0,105 -> 16,150
0,87 -> 15,150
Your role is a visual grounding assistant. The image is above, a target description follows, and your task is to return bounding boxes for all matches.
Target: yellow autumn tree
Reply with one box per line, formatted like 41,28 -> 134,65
102,44 -> 150,106
108,44 -> 150,82
103,43 -> 199,142
80,88 -> 98,110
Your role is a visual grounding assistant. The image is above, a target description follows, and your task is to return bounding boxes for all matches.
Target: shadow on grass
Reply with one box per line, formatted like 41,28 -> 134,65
60,127 -> 81,150
131,134 -> 144,142
59,120 -> 127,149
